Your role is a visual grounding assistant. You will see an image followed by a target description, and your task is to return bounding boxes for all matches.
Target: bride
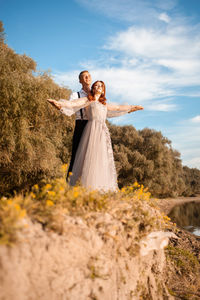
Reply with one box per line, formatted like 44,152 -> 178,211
47,81 -> 143,192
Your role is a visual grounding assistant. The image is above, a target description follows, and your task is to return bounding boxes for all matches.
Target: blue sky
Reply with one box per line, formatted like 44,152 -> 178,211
1,0 -> 200,169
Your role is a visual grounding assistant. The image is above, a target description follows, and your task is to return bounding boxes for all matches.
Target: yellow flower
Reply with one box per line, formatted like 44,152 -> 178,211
46,200 -> 54,206
73,191 -> 79,198
33,184 -> 39,190
20,209 -> 26,218
14,204 -> 20,211
48,191 -> 56,196
61,164 -> 68,172
45,184 -> 52,190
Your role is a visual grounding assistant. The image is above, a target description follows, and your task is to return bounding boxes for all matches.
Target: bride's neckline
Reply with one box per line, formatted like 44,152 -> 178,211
93,99 -> 105,104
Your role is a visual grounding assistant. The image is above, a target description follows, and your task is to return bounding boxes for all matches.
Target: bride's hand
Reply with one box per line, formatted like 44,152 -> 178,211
128,105 -> 144,113
47,99 -> 61,110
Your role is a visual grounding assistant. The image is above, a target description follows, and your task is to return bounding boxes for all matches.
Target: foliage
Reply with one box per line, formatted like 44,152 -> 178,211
0,21 -> 5,43
0,195 -> 26,245
182,166 -> 200,196
109,124 -> 188,197
166,245 -> 199,275
0,24 -> 73,195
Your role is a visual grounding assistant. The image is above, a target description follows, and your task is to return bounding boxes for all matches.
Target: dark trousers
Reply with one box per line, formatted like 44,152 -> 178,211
67,120 -> 88,179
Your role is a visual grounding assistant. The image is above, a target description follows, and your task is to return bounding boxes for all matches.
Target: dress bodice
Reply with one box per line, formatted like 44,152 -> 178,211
86,101 -> 107,122
59,97 -> 131,119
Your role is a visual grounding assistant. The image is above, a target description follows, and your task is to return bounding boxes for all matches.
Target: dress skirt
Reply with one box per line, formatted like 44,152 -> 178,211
69,119 -> 118,192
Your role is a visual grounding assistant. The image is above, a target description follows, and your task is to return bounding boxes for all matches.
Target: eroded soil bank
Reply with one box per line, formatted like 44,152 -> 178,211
0,197 -> 173,300
0,195 -> 199,300
158,196 -> 200,299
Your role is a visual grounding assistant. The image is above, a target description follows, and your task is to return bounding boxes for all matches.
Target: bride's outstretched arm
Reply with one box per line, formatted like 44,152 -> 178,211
128,105 -> 144,113
107,103 -> 144,118
47,97 -> 89,108
47,97 -> 90,116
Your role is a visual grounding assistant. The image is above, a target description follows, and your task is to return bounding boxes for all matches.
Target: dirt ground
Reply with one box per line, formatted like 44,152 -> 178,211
157,196 -> 200,299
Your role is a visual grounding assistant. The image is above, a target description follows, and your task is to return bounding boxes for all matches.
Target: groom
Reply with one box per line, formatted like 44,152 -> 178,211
66,70 -> 92,178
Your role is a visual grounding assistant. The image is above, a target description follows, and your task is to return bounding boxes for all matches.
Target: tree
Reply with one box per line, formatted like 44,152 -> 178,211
109,124 -> 187,197
0,21 -> 5,43
0,22 -> 73,195
183,166 -> 200,196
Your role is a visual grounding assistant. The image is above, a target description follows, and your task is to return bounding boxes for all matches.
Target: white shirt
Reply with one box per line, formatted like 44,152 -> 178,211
69,89 -> 88,120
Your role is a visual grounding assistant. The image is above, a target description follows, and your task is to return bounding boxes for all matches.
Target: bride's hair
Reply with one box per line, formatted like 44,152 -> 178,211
88,81 -> 107,105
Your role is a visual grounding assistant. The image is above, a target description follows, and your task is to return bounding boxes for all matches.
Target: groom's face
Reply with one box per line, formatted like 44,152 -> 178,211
79,72 -> 92,86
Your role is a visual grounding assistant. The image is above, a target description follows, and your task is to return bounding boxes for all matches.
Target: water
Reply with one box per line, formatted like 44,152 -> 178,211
184,225 -> 200,236
168,201 -> 200,237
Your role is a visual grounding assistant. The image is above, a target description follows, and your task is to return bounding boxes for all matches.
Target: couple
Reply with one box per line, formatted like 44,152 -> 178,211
47,71 -> 143,192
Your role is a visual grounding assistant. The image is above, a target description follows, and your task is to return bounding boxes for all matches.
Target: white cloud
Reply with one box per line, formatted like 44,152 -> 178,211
76,0 -> 177,23
158,13 -> 171,23
185,157 -> 200,169
156,59 -> 200,74
102,23 -> 200,95
190,115 -> 200,123
68,1 -> 200,108
105,26 -> 200,70
146,102 -> 177,111
154,0 -> 178,10
54,20 -> 200,107
164,125 -> 200,169
53,70 -> 81,91
54,20 -> 200,108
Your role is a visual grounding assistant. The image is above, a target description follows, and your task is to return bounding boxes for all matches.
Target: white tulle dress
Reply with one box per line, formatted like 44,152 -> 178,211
59,98 -> 131,192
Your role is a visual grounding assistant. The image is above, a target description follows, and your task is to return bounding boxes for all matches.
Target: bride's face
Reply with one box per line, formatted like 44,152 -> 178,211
93,81 -> 104,95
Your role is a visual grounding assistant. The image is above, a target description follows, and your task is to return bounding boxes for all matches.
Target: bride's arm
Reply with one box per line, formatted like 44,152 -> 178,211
47,97 -> 89,108
107,103 -> 144,118
107,103 -> 143,112
47,97 -> 90,116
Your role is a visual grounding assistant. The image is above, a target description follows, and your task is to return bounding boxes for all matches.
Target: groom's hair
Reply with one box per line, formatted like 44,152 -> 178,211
79,70 -> 89,80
